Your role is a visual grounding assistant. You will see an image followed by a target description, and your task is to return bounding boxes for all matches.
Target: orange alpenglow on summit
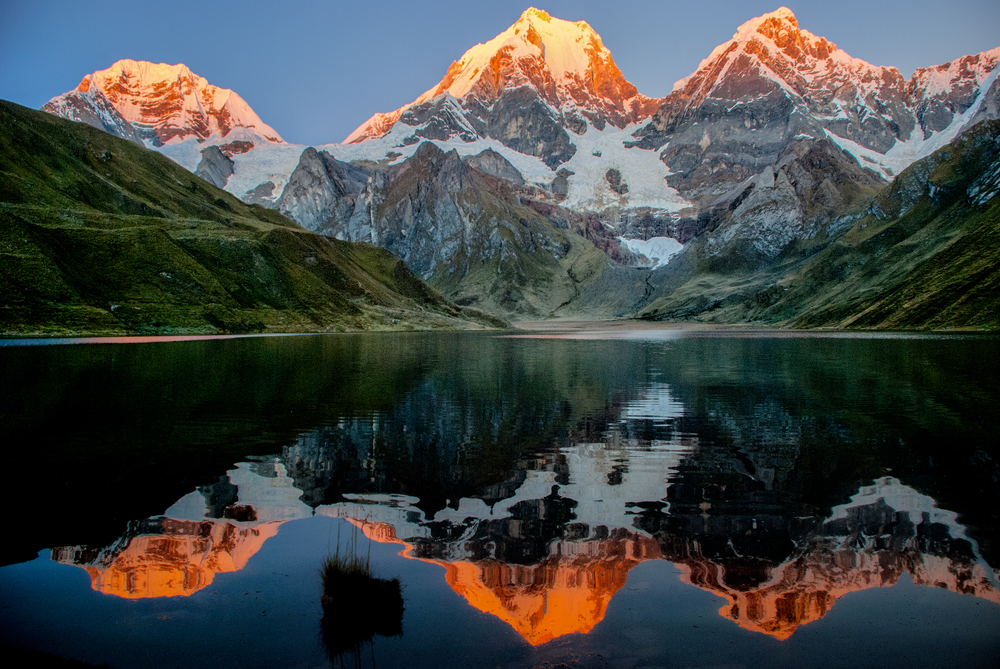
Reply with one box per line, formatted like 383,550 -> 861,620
52,518 -> 283,599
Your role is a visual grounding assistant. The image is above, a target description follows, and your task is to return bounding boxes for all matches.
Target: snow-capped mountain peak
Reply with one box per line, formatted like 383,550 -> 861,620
672,6 -> 905,119
344,7 -> 660,145
451,7 -> 612,90
43,59 -> 283,147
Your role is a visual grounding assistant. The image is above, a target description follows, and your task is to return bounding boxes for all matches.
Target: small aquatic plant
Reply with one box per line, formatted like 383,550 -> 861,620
319,518 -> 404,667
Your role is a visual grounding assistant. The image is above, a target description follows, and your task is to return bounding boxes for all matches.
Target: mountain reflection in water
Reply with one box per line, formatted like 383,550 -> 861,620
3,331 -> 999,667
52,392 -> 999,642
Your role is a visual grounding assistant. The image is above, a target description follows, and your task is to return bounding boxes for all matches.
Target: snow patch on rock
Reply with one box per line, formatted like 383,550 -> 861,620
618,236 -> 683,269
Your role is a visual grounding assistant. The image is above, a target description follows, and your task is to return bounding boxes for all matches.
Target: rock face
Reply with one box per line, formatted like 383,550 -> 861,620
277,141 -> 601,316
277,147 -> 370,232
42,59 -> 283,146
702,137 -> 886,264
344,8 -> 663,167
194,145 -> 235,189
968,75 -> 1000,128
909,49 -> 1000,137
347,143 -> 576,304
462,148 -> 525,185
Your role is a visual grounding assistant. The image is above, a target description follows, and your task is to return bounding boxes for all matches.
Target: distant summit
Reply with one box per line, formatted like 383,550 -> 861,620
43,59 -> 283,147
634,7 -> 1000,197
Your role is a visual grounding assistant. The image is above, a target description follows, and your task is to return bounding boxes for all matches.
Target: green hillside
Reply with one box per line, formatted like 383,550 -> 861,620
777,120 -> 1000,329
0,101 -> 504,335
637,121 -> 1000,330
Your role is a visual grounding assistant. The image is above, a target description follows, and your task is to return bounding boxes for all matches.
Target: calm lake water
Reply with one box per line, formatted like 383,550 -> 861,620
1,327 -> 998,668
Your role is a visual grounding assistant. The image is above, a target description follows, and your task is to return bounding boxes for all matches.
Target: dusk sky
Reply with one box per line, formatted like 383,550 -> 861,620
2,0 -> 998,146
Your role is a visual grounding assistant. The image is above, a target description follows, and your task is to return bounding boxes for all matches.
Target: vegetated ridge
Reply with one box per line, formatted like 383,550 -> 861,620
0,100 -> 505,335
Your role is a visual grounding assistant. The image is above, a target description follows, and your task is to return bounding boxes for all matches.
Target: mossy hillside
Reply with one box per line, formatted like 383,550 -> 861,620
0,100 -> 293,228
637,121 -> 1000,330
770,120 -> 1000,329
0,101 -> 503,334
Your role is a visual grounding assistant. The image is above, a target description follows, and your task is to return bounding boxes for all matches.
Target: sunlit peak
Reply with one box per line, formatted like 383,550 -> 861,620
520,7 -> 552,23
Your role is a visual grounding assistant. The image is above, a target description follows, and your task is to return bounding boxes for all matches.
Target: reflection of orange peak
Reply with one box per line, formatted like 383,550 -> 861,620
678,546 -> 1000,640
341,514 -> 1000,643
444,555 -> 636,645
346,517 -> 408,546
53,518 -> 282,599
678,559 -> 832,640
353,518 -> 660,645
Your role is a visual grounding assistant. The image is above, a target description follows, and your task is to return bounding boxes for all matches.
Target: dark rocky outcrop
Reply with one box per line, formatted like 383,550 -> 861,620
194,145 -> 235,189
463,148 -> 525,186
699,138 -> 885,265
485,88 -> 577,169
242,181 -> 276,208
277,147 -> 371,232
605,168 -> 628,195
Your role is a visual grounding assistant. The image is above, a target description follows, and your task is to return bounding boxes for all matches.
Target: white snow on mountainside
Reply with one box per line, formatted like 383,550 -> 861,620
159,114 -> 691,213
654,8 -> 1000,180
618,237 -> 684,269
828,50 -> 1000,179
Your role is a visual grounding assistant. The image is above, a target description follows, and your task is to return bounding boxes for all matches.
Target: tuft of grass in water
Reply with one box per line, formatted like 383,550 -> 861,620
319,519 -> 404,667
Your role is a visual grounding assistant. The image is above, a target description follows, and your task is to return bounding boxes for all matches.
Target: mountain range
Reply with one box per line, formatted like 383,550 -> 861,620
27,6 -> 1000,328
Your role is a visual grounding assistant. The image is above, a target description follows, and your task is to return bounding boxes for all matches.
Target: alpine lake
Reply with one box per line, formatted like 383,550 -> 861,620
1,324 -> 998,669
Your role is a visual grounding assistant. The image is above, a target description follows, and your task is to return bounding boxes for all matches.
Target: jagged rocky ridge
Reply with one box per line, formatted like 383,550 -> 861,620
279,141 -> 617,316
194,145 -> 235,189
345,8 -> 662,166
631,9 -> 1000,200
43,59 -> 284,148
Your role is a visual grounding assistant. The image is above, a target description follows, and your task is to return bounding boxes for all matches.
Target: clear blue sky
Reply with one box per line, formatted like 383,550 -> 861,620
2,0 -> 997,146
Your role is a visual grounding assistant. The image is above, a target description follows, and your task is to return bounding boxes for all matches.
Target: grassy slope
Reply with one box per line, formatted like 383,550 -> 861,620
776,120 -> 1000,329
0,101 -> 504,334
638,121 -> 1000,330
